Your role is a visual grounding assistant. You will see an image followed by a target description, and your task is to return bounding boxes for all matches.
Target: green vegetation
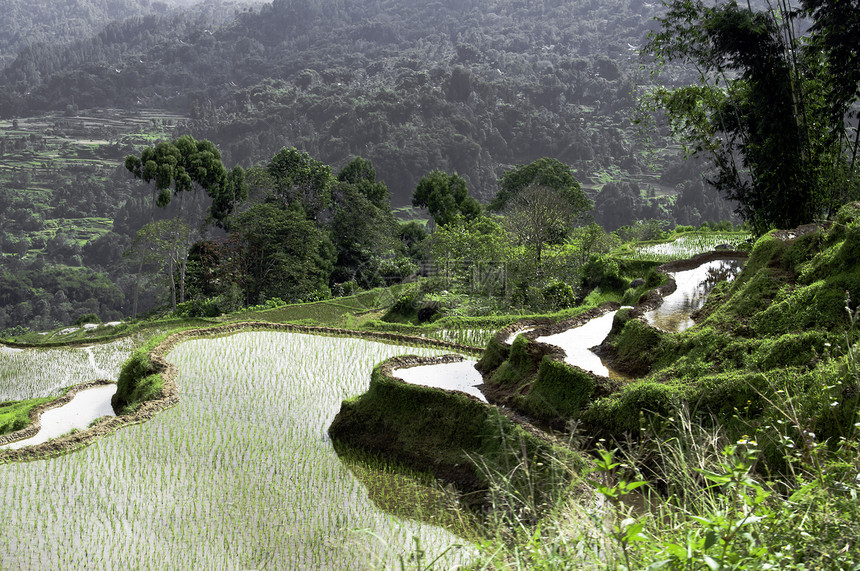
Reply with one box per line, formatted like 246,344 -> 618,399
1,0 -> 858,566
0,396 -> 52,434
112,338 -> 164,415
646,0 -> 860,233
0,332 -> 473,568
329,355 -> 586,512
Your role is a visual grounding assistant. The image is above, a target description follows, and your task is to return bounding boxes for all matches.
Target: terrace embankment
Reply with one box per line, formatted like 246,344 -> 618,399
328,353 -> 586,508
476,251 -> 749,430
0,322 -> 484,463
507,208 -> 860,476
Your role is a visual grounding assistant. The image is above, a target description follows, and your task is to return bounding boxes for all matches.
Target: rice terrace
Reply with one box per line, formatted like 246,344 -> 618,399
1,0 -> 859,567
3,215 -> 860,568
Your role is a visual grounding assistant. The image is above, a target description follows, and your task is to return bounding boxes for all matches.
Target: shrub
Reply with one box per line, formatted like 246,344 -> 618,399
74,313 -> 100,325
540,280 -> 577,311
581,254 -> 625,291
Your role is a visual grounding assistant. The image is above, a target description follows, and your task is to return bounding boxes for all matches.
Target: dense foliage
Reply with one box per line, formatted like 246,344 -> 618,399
0,0 -> 739,222
646,0 -> 860,233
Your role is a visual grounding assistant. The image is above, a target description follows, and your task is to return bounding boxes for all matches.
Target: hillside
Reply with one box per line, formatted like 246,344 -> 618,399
0,0 -> 735,219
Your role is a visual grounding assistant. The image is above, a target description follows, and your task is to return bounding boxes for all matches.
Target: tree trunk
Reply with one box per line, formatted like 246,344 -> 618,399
169,259 -> 177,310
179,256 -> 187,304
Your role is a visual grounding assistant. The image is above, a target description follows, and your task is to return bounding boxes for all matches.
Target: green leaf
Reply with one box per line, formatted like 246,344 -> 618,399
704,530 -> 719,550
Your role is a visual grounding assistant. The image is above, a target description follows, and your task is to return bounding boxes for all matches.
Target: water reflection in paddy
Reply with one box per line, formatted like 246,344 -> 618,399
644,258 -> 744,333
393,360 -> 487,402
2,384 -> 116,449
536,311 -> 631,380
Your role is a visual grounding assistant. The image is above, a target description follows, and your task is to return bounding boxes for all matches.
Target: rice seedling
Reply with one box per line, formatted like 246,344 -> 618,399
617,231 -> 751,263
0,332 -> 472,569
421,328 -> 496,347
0,337 -> 138,401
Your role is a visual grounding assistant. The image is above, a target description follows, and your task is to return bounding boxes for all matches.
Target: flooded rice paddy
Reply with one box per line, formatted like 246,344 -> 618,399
0,337 -> 137,401
0,332 -> 471,569
2,384 -> 116,449
505,327 -> 536,345
536,256 -> 745,378
393,359 -> 487,402
644,259 -> 744,333
536,311 -> 631,380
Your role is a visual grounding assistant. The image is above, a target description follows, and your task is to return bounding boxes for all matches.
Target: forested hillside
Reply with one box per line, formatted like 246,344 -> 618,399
0,0 -> 253,70
0,0 -> 749,332
0,0 -> 735,221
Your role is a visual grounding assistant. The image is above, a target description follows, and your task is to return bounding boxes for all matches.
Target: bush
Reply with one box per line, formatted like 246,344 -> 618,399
113,345 -> 162,414
332,281 -> 359,297
74,313 -> 101,325
173,298 -> 220,318
540,280 -> 577,311
581,254 -> 625,291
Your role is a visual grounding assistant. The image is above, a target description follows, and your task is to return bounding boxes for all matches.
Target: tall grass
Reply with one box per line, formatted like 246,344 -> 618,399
473,400 -> 860,569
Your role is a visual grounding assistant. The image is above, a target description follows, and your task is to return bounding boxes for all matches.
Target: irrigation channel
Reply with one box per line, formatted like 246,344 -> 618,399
0,253 -> 745,568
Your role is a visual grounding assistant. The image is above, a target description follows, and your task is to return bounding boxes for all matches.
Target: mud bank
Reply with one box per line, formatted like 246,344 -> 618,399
328,353 -> 585,505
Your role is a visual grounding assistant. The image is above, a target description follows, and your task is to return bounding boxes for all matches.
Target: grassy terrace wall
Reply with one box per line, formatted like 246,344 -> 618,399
328,354 -> 586,507
0,322 -> 484,463
578,208 -> 860,472
478,305 -> 625,428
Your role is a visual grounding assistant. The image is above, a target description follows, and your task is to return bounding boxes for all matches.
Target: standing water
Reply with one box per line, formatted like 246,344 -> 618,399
644,258 -> 744,333
1,384 -> 116,449
536,311 -> 632,380
393,360 -> 487,402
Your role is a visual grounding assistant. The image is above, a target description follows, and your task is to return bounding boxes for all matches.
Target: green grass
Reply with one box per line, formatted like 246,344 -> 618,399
0,397 -> 52,435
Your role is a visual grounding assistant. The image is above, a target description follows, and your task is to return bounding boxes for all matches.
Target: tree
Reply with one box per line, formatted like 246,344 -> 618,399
127,218 -> 194,311
431,215 -> 514,294
412,170 -> 481,228
124,135 -> 244,312
230,203 -> 335,304
645,0 -> 860,234
490,157 -> 589,213
492,159 -> 591,264
505,185 -> 590,265
336,156 -> 389,209
329,158 -> 403,287
124,135 -> 229,211
266,147 -> 332,219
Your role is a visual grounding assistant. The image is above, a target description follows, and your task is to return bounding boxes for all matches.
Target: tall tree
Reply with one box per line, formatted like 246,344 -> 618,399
125,135 -> 242,311
490,157 -> 588,213
645,0 -> 859,233
492,158 -> 591,264
329,157 -> 402,287
412,170 -> 481,228
230,203 -> 335,304
127,218 -> 194,311
266,147 -> 332,219
505,185 -> 590,264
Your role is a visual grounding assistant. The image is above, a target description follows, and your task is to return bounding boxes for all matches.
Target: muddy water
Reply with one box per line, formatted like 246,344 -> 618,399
393,360 -> 487,402
2,384 -> 116,449
536,311 -> 632,380
644,258 -> 744,333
